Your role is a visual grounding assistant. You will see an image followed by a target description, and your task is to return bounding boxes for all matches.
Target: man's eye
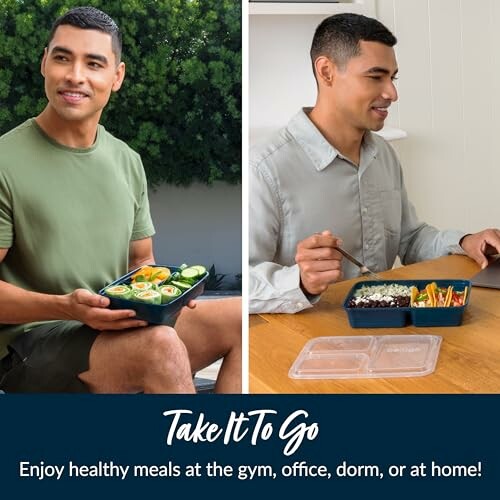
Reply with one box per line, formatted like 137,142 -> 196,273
54,55 -> 68,62
391,76 -> 399,82
368,76 -> 382,80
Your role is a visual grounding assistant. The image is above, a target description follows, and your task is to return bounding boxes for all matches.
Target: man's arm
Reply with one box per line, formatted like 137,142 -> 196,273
129,237 -> 155,271
249,165 -> 342,314
0,247 -> 147,330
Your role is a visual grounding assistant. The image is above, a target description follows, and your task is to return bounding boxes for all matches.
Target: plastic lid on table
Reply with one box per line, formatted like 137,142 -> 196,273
289,335 -> 442,380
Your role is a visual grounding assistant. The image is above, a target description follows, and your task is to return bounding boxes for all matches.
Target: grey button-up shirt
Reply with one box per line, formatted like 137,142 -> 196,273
249,109 -> 465,314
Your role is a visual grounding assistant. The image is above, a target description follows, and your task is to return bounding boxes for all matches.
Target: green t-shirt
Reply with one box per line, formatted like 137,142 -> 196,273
0,119 -> 155,356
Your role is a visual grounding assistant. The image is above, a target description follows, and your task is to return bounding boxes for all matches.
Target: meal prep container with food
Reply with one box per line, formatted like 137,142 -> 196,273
289,335 -> 442,379
343,279 -> 471,328
99,265 -> 209,326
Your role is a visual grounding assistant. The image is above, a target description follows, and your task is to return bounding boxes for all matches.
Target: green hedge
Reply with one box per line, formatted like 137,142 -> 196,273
0,0 -> 241,186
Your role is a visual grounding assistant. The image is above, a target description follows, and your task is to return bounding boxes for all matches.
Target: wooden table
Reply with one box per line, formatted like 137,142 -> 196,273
249,255 -> 500,393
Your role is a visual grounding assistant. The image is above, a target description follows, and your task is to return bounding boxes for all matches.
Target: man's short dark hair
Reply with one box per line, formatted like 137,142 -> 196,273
310,13 -> 396,74
47,6 -> 122,63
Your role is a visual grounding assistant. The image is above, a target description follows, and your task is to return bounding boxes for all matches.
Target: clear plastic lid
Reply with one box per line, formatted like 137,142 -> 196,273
289,335 -> 442,380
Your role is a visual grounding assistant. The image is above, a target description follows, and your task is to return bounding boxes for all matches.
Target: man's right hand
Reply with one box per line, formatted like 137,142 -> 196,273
295,230 -> 344,295
65,289 -> 148,331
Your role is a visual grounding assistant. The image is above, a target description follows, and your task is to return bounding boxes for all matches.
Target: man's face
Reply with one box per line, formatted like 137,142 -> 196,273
41,25 -> 125,124
328,40 -> 398,132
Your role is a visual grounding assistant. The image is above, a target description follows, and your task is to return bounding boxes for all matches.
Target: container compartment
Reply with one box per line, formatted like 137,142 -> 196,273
289,335 -> 442,380
343,279 -> 471,328
367,335 -> 439,375
308,336 -> 374,353
295,353 -> 369,377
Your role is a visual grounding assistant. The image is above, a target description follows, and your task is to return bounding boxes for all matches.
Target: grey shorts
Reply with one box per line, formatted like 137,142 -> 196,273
0,321 -> 99,393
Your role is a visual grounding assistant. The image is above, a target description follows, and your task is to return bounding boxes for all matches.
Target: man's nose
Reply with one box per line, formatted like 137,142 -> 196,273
65,62 -> 86,84
382,79 -> 398,102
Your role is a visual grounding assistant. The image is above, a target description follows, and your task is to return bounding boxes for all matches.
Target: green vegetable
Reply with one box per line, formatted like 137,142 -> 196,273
180,268 -> 200,282
170,280 -> 192,291
105,285 -> 133,300
133,289 -> 162,305
190,265 -> 207,276
130,282 -> 154,292
159,285 -> 182,304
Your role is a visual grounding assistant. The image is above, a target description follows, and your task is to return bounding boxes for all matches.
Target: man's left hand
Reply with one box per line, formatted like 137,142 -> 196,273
460,228 -> 500,269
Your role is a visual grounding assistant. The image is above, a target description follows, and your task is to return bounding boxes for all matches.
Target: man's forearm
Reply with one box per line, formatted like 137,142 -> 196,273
128,255 -> 155,272
0,280 -> 71,324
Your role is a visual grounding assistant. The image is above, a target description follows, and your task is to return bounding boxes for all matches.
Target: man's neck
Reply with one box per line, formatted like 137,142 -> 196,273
35,106 -> 100,149
308,104 -> 365,166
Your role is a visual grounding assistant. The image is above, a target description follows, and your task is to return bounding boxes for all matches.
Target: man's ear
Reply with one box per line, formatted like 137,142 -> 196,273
112,62 -> 126,92
314,56 -> 336,87
40,47 -> 48,78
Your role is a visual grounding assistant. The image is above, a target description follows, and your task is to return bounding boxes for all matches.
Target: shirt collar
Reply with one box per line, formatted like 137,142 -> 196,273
287,107 -> 379,171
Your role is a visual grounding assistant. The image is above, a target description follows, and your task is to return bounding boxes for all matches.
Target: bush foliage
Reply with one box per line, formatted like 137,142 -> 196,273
0,0 -> 241,186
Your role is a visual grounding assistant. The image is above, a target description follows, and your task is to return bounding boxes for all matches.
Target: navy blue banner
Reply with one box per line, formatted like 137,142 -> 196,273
0,395 -> 497,498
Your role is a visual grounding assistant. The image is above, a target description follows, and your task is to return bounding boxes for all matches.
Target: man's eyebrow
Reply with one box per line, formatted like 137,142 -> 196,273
51,46 -> 73,56
365,66 -> 399,76
50,45 -> 108,65
86,53 -> 108,65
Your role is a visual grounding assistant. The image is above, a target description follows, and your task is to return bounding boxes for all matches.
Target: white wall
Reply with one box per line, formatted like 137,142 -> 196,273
148,182 -> 241,277
249,14 -> 321,131
250,0 -> 500,235
377,0 -> 499,231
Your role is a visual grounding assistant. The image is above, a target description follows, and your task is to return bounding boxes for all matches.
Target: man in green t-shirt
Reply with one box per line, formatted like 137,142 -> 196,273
0,7 -> 241,393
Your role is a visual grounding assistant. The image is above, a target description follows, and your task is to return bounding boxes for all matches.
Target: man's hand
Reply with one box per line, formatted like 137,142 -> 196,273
460,228 -> 500,269
295,230 -> 343,295
65,289 -> 148,331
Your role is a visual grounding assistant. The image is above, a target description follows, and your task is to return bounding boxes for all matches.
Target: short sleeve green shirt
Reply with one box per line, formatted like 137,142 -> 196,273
0,119 -> 155,355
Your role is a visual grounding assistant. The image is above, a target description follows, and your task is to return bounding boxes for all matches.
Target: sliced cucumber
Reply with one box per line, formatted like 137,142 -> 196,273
170,280 -> 192,291
181,267 -> 200,280
190,265 -> 207,276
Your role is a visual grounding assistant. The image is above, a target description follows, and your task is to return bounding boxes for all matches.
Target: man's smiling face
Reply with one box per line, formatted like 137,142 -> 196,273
330,40 -> 399,132
41,24 -> 124,125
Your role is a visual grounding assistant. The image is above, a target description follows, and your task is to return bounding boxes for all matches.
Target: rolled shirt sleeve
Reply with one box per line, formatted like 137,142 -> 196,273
249,157 -> 314,313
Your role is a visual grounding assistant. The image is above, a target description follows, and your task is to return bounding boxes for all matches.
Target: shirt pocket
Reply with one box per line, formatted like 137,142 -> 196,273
378,189 -> 402,237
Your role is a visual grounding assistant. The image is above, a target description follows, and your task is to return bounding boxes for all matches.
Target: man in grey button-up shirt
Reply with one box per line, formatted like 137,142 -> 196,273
249,13 -> 500,314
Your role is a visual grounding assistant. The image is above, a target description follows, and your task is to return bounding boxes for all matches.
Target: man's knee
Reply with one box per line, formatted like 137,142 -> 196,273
142,325 -> 189,366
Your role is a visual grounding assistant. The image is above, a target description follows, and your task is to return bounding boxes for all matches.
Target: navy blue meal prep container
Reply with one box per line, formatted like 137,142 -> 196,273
98,265 -> 209,326
343,279 -> 471,328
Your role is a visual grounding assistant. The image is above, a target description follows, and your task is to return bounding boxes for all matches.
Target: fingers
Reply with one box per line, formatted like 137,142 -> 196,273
73,288 -> 109,308
298,257 -> 343,274
296,231 -> 343,262
69,289 -> 148,330
461,229 -> 500,269
467,243 -> 489,270
86,307 -> 147,329
296,245 -> 344,263
295,231 -> 344,295
300,268 -> 344,295
88,309 -> 148,331
95,308 -> 139,321
297,231 -> 343,251
186,300 -> 197,309
483,229 -> 500,255
96,318 -> 149,331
